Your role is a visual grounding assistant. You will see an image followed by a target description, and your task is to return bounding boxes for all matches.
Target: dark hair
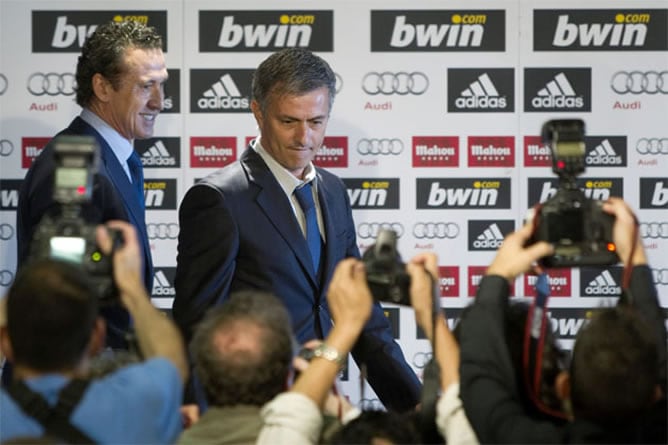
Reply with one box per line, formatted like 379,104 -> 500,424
190,290 -> 294,406
75,20 -> 163,107
328,409 -> 420,444
251,48 -> 336,115
570,306 -> 659,424
6,259 -> 98,371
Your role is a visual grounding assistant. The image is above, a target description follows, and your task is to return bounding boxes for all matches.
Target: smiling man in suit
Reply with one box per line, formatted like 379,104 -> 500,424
174,48 -> 421,412
15,20 -> 167,354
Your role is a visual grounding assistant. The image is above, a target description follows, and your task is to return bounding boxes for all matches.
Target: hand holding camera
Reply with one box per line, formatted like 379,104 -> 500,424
527,119 -> 619,267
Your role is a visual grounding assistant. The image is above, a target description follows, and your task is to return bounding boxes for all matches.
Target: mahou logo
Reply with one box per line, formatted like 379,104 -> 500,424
190,137 -> 237,168
467,136 -> 515,167
533,9 -> 668,51
438,266 -> 459,297
314,137 -> 347,168
370,10 -> 506,52
524,269 -> 572,297
199,11 -> 334,52
412,136 -> 459,167
22,137 -> 50,168
523,136 -> 551,167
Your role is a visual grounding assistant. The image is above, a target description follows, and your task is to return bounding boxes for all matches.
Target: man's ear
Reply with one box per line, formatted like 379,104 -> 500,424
91,73 -> 113,103
87,317 -> 107,357
250,100 -> 264,128
0,326 -> 14,362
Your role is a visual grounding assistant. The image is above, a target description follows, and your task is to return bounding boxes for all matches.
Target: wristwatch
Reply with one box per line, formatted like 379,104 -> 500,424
312,343 -> 346,366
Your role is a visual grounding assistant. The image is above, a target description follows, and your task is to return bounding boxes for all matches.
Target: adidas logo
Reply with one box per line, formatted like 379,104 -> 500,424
586,139 -> 622,165
455,73 -> 507,109
584,270 -> 621,295
197,74 -> 249,110
142,140 -> 176,166
473,223 -> 504,248
531,72 -> 584,109
152,270 -> 176,296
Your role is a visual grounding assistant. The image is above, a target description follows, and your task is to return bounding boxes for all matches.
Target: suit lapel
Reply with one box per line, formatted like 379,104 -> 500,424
316,172 -> 339,288
241,148 -> 319,285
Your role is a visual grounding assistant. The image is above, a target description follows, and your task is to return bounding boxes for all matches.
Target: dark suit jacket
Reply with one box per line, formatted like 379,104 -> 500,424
16,116 -> 153,349
174,146 -> 421,412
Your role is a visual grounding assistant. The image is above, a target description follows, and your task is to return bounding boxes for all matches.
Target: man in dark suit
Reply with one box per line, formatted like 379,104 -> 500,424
174,48 -> 421,412
15,20 -> 167,353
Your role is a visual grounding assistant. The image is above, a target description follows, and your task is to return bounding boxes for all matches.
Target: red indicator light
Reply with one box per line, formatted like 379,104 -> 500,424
607,243 -> 616,252
77,186 -> 86,195
556,160 -> 565,170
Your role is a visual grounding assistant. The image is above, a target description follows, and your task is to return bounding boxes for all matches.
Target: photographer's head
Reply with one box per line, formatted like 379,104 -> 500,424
190,290 -> 294,407
76,20 -> 167,142
1,259 -> 104,375
567,306 -> 659,424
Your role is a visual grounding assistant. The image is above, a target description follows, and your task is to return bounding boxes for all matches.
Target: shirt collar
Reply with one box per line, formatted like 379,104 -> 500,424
80,108 -> 134,164
251,136 -> 317,196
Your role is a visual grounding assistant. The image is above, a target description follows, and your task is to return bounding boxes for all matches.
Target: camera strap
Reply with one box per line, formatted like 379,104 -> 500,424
6,378 -> 96,444
523,272 -> 567,420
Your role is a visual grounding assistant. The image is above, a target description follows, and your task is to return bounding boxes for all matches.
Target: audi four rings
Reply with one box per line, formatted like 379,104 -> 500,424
636,138 -> 668,155
0,270 -> 14,287
412,351 -> 434,369
146,223 -> 179,240
362,71 -> 429,95
610,71 -> 668,94
413,222 -> 460,239
0,73 -> 7,95
640,222 -> 668,239
0,140 -> 13,157
357,222 -> 404,239
0,223 -> 14,241
652,269 -> 668,285
27,72 -> 76,96
356,138 -> 404,155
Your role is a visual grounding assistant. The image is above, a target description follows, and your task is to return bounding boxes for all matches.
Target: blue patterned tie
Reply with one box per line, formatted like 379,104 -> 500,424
294,182 -> 321,274
127,151 -> 145,210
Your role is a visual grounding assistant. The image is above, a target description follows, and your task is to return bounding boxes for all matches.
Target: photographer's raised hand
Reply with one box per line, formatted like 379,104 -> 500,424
95,221 -> 188,382
407,252 -> 439,335
486,223 -> 554,282
602,197 -> 647,266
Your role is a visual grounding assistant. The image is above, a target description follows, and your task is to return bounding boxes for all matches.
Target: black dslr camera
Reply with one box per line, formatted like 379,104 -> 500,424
29,135 -> 120,302
527,119 -> 618,267
362,229 -> 411,305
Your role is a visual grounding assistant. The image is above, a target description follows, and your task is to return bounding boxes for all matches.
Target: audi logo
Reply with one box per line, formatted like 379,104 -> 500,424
413,222 -> 459,239
357,222 -> 404,239
652,269 -> 668,285
412,351 -> 434,369
362,71 -> 429,96
0,270 -> 14,287
640,222 -> 668,239
359,398 -> 384,410
0,73 -> 7,96
636,138 -> 668,155
0,223 -> 14,241
27,72 -> 76,96
356,138 -> 404,155
0,139 -> 13,157
610,71 -> 668,95
146,223 -> 179,240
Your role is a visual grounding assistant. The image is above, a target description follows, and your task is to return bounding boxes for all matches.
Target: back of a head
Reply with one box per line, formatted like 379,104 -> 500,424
571,306 -> 659,425
191,290 -> 293,407
252,47 -> 336,114
328,409 -> 420,445
75,20 -> 163,107
6,259 -> 98,372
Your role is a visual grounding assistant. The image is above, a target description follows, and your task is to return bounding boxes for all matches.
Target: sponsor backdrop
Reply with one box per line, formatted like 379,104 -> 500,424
1,0 -> 667,407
